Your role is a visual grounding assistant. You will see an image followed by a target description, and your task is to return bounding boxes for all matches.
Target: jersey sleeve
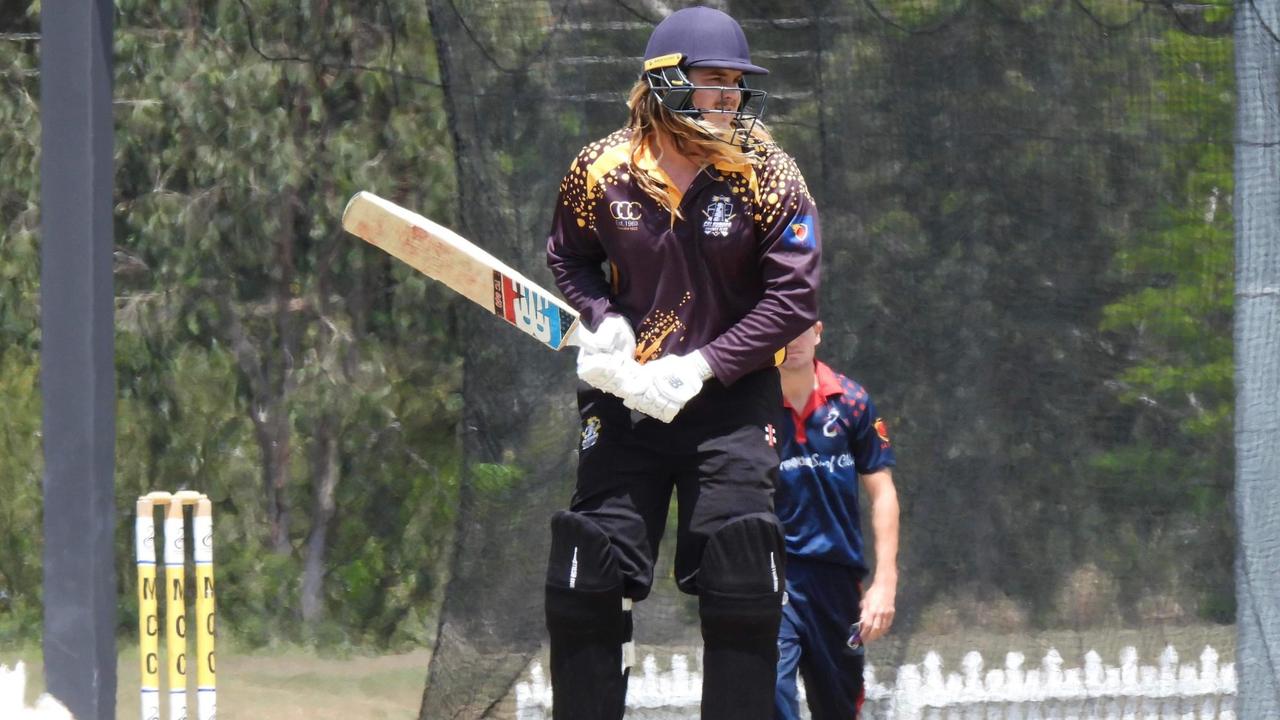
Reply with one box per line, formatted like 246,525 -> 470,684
850,394 -> 897,474
545,146 -> 614,331
701,148 -> 821,384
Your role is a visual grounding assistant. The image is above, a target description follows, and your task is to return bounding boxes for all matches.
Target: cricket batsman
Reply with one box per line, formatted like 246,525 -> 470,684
542,6 -> 823,719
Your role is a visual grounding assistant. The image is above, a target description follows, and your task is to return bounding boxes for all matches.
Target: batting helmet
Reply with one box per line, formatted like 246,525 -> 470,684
641,6 -> 769,143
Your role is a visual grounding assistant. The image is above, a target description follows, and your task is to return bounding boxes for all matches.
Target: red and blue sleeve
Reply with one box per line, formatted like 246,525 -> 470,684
850,394 -> 896,474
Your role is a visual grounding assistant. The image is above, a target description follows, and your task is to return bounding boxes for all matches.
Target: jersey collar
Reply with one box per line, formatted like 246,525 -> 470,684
783,360 -> 845,440
633,138 -> 755,209
813,360 -> 844,400
633,142 -> 685,212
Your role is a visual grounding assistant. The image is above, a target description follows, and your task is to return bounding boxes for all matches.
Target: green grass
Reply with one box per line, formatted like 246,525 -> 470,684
1,643 -> 432,719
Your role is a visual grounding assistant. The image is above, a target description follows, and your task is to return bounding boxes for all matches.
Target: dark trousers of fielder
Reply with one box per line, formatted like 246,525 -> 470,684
545,370 -> 787,720
775,557 -> 866,720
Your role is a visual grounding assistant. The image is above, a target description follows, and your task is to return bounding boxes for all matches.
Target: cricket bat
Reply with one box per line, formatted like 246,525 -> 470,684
342,191 -> 581,350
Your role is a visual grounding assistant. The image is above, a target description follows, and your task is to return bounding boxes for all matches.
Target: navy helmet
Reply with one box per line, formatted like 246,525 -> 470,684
641,6 -> 769,144
643,6 -> 769,76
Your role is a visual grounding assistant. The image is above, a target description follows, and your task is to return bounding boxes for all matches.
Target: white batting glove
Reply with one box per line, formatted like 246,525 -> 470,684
623,351 -> 714,423
578,350 -> 644,397
576,314 -> 635,357
575,314 -> 639,396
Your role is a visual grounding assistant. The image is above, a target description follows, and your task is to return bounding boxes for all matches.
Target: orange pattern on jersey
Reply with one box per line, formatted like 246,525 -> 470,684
634,291 -> 692,364
558,129 -> 633,232
751,146 -> 815,229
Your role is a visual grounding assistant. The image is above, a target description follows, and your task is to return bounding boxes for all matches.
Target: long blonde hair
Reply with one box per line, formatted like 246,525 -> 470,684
625,79 -> 774,219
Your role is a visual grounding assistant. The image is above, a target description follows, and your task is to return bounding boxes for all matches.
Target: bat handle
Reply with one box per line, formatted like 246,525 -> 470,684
561,320 -> 645,425
562,322 -> 582,348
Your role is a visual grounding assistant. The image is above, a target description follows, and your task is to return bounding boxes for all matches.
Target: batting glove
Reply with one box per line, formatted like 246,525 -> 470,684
575,314 -> 639,396
575,314 -> 635,357
578,350 -> 644,398
624,351 -> 714,423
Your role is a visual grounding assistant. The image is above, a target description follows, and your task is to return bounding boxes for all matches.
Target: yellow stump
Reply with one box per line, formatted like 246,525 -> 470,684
163,498 -> 187,720
135,494 -> 165,720
193,496 -> 217,720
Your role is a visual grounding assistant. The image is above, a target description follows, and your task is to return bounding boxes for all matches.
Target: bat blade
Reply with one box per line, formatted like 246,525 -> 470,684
342,191 -> 580,350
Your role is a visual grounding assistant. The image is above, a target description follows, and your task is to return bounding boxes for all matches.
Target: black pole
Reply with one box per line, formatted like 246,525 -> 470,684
39,1 -> 117,718
1233,0 -> 1280,716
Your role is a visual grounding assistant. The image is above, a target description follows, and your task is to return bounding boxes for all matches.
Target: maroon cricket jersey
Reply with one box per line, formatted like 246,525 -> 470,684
546,129 -> 821,384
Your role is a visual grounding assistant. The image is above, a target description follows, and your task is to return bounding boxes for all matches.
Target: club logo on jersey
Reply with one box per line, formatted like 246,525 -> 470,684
493,272 -> 574,349
782,216 -> 815,249
823,408 -> 841,438
581,416 -> 602,451
702,195 -> 736,237
874,417 -> 891,448
764,423 -> 777,447
609,201 -> 643,231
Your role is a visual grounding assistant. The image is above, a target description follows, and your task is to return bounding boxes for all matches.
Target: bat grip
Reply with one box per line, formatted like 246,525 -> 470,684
561,320 -> 645,424
562,322 -> 582,348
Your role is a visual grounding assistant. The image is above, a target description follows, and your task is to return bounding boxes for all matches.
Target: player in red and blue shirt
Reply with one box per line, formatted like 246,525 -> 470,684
774,322 -> 900,720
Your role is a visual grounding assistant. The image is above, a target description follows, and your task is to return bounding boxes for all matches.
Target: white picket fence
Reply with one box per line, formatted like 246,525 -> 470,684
515,645 -> 1236,719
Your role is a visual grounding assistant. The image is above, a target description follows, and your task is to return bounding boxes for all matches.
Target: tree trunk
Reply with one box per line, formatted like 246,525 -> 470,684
253,401 -> 294,554
301,411 -> 340,622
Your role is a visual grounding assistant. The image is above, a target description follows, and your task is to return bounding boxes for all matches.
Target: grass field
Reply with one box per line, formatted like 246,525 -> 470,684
1,644 -> 432,719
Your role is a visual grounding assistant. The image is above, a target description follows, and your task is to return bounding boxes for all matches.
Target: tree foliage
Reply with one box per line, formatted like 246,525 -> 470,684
2,0 -> 468,648
0,1 -> 45,645
1094,29 -> 1236,622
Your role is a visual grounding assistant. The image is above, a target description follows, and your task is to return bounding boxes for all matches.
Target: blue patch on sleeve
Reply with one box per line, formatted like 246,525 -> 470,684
781,216 -> 816,249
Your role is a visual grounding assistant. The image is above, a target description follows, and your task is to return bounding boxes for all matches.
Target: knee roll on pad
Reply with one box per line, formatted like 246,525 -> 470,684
546,510 -> 624,636
697,513 -> 786,640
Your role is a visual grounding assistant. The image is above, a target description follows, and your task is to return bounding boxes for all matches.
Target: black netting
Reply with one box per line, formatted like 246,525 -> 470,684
418,1 -> 1258,717
3,0 -> 1273,717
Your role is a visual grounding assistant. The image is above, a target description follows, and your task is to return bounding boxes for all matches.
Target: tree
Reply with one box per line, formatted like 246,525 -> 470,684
0,0 -> 479,646
0,4 -> 46,643
111,0 -> 465,641
1095,26 -> 1235,622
